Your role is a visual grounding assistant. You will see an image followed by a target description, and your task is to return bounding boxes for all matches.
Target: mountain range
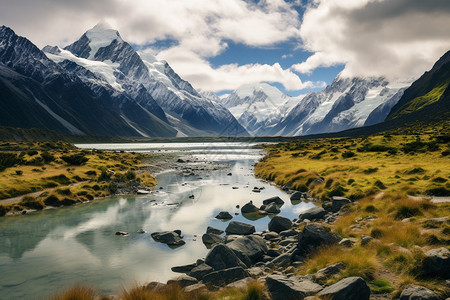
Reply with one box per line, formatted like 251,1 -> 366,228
0,23 -> 448,138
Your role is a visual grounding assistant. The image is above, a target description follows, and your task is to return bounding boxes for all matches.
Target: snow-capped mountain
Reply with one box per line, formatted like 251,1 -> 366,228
0,25 -> 178,137
48,23 -> 247,136
220,83 -> 301,135
269,76 -> 407,136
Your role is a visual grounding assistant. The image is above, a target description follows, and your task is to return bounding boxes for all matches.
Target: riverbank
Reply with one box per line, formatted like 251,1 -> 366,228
0,141 -> 157,216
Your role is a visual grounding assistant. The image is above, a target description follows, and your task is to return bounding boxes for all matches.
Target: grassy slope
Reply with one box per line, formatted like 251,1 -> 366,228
255,121 -> 450,297
0,141 -> 156,215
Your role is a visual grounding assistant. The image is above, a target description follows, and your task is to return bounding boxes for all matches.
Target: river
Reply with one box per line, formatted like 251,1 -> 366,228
0,142 -> 314,299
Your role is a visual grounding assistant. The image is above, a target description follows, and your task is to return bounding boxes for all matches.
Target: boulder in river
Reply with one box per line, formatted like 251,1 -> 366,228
241,201 -> 259,213
262,196 -> 285,206
115,231 -> 128,236
204,244 -> 247,271
264,203 -> 281,214
268,216 -> 292,233
318,276 -> 370,300
151,231 -> 185,246
225,221 -> 255,235
299,207 -> 327,221
206,226 -> 224,235
171,263 -> 197,274
399,285 -> 439,300
290,191 -> 303,201
266,274 -> 323,300
296,224 -> 341,257
215,211 -> 233,220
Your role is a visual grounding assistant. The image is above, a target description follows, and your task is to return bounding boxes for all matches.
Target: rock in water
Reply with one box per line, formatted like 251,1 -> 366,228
318,276 -> 370,300
262,196 -> 285,206
268,216 -> 292,233
215,211 -> 233,220
265,203 -> 281,214
266,275 -> 323,300
290,191 -> 303,201
206,226 -> 224,235
151,231 -> 185,246
241,201 -> 259,213
202,233 -> 225,245
225,221 -> 255,235
115,231 -> 128,236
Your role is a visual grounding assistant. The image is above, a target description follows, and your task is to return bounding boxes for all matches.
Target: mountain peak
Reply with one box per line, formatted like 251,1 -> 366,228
84,22 -> 123,59
234,82 -> 285,99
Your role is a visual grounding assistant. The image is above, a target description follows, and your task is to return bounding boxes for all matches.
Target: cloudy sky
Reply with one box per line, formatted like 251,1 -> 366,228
1,0 -> 449,96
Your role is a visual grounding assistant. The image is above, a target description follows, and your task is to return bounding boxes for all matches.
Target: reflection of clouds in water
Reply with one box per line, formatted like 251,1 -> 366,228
292,202 -> 317,215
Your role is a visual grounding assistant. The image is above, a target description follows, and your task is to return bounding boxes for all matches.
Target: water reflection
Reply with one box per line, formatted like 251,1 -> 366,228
0,143 -> 315,299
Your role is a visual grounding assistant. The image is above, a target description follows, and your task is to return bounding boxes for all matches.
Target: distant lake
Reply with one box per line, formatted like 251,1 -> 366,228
0,142 -> 314,299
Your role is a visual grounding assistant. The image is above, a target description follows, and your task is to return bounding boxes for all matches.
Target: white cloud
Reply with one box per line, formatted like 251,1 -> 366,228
156,46 -> 323,91
292,0 -> 450,81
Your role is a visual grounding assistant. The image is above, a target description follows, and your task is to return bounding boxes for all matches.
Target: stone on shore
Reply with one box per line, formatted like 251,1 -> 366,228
225,221 -> 256,235
318,276 -> 370,300
331,196 -> 351,213
227,235 -> 268,267
202,266 -> 250,288
166,275 -> 198,288
215,211 -> 233,220
268,216 -> 292,233
171,263 -> 197,273
206,226 -> 224,235
296,224 -> 341,257
266,274 -> 323,300
204,244 -> 246,271
202,233 -> 225,245
422,247 -> 450,278
290,191 -> 303,201
299,207 -> 327,221
399,285 -> 439,300
188,263 -> 214,280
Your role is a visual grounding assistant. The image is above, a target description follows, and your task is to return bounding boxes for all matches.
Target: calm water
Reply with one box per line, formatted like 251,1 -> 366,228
0,143 -> 314,299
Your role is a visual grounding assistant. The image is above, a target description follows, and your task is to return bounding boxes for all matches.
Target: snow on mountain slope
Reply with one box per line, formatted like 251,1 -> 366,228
59,23 -> 247,136
271,75 -> 407,136
221,83 -> 302,135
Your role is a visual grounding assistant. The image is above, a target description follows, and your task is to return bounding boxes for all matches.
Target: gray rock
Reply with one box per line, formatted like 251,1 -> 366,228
314,263 -> 346,283
338,238 -> 355,248
203,266 -> 250,288
296,224 -> 341,257
361,235 -> 374,246
145,281 -> 167,291
331,196 -> 351,213
182,283 -> 207,293
263,196 -> 285,206
290,191 -> 303,201
266,275 -> 323,300
171,263 -> 197,273
267,249 -> 282,257
422,247 -> 450,278
115,231 -> 128,236
425,216 -> 449,225
204,244 -> 246,271
215,211 -> 233,219
241,201 -> 259,213
225,221 -> 255,235
280,229 -> 298,238
318,276 -> 370,300
188,263 -> 214,280
225,235 -> 240,243
400,285 -> 439,300
279,238 -> 297,247
269,252 -> 292,267
227,235 -> 268,267
206,226 -> 224,235
268,216 -> 292,233
202,233 -> 225,245
151,231 -> 185,245
299,207 -> 327,221
263,231 -> 279,240
265,203 -> 281,214
167,275 -> 198,288
248,266 -> 264,277
225,277 -> 255,289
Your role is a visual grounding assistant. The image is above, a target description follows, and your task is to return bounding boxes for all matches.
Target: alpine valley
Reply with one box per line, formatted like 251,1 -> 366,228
0,23 -> 449,138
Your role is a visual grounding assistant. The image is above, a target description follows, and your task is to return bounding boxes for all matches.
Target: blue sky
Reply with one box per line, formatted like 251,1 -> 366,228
2,0 -> 449,96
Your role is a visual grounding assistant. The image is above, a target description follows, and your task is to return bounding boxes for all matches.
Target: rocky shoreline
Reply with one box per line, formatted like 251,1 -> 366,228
141,192 -> 448,300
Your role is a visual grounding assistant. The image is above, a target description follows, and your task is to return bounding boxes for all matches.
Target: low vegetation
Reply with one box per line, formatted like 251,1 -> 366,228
255,122 -> 449,298
0,141 -> 157,215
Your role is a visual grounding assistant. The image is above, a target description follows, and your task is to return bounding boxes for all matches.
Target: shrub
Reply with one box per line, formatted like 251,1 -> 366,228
27,150 -> 38,156
342,151 -> 355,158
15,170 -> 23,175
395,206 -> 422,220
369,279 -> 394,294
363,168 -> 378,174
41,151 -> 55,163
374,180 -> 386,190
425,187 -> 450,196
243,281 -> 265,300
0,152 -> 22,171
98,170 -> 111,182
19,196 -> 44,210
108,182 -> 118,194
365,205 -> 377,213
85,170 -> 97,176
370,228 -> 384,238
125,170 -> 136,181
61,153 -> 89,166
